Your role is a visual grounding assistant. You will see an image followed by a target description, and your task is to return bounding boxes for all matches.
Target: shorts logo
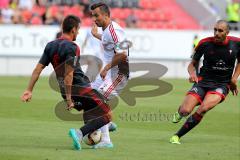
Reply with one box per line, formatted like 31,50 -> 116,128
215,88 -> 223,94
191,87 -> 198,93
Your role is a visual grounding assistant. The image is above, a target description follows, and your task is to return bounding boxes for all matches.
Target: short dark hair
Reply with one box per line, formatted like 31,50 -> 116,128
216,20 -> 230,31
62,15 -> 81,33
90,2 -> 110,17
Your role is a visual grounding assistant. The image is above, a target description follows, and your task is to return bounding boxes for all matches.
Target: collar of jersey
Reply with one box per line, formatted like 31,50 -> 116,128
58,35 -> 72,41
103,21 -> 112,31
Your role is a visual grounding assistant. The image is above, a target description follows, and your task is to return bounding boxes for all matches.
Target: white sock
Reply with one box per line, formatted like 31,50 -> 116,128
100,125 -> 111,143
76,129 -> 83,141
108,122 -> 112,127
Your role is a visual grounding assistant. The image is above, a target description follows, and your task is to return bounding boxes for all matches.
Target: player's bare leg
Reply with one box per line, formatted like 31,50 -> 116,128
172,94 -> 199,123
196,93 -> 222,115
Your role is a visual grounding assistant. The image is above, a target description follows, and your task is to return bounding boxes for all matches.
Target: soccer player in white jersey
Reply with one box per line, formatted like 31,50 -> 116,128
90,2 -> 129,149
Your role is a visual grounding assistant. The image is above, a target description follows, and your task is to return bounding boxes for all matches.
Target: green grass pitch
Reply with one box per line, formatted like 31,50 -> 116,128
0,76 -> 239,160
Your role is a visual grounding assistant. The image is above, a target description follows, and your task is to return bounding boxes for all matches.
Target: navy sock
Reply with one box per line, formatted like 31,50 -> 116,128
176,112 -> 203,138
80,115 -> 110,137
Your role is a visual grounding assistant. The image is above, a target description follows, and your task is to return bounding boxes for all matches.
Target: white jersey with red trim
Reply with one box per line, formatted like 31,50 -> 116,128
91,21 -> 129,99
101,21 -> 129,76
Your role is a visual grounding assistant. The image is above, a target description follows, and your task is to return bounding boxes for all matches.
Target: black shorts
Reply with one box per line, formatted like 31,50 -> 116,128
187,82 -> 229,104
62,87 -> 110,115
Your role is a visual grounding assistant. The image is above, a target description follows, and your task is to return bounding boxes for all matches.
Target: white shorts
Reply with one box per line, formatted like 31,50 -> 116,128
91,72 -> 128,100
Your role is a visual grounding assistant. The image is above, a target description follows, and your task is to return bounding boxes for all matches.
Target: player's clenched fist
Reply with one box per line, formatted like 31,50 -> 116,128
91,24 -> 98,37
189,72 -> 198,83
230,79 -> 238,96
21,90 -> 32,102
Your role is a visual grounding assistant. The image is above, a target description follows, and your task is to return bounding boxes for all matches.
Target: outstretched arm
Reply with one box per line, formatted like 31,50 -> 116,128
64,63 -> 74,110
21,63 -> 45,102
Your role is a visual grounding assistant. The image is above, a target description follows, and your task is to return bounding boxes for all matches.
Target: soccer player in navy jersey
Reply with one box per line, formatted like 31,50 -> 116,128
170,20 -> 240,144
21,15 -> 111,150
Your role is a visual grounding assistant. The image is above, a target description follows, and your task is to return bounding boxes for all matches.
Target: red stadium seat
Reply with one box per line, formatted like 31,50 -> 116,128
139,0 -> 154,9
63,5 -> 83,18
134,9 -> 148,21
111,8 -> 131,20
82,18 -> 92,27
139,0 -> 161,9
49,5 -> 59,17
30,16 -> 42,25
114,19 -> 126,28
149,10 -> 167,21
63,6 -> 70,17
21,9 -> 32,23
31,5 -> 46,16
70,5 -> 84,18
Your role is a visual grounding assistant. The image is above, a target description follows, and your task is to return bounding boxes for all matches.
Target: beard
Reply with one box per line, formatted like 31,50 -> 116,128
95,21 -> 102,27
73,36 -> 76,41
214,36 -> 224,43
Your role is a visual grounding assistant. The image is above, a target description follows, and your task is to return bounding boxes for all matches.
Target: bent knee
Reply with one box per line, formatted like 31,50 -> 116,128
179,106 -> 193,116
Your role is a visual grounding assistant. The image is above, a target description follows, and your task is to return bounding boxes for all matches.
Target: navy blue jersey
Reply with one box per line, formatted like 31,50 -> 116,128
193,36 -> 240,84
39,37 -> 90,91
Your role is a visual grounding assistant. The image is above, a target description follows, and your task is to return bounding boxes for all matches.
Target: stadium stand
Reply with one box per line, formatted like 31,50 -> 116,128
0,0 -> 202,29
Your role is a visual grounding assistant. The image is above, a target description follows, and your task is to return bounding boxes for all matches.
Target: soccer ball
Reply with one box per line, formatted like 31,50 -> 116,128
83,129 -> 102,145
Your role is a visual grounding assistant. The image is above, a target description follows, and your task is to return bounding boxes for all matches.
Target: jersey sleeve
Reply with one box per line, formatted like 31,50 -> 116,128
113,29 -> 127,54
65,44 -> 78,68
39,43 -> 51,66
192,40 -> 205,61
